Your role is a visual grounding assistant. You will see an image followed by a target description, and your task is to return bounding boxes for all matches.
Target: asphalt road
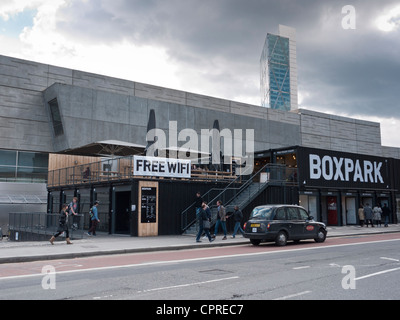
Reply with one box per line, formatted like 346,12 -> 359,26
0,233 -> 399,301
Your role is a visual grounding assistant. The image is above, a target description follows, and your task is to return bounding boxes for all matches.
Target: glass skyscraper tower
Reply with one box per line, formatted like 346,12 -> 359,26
260,25 -> 298,111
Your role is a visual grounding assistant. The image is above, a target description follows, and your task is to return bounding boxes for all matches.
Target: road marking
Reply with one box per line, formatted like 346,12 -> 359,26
138,276 -> 239,293
355,267 -> 400,281
0,238 -> 399,281
274,291 -> 312,300
329,263 -> 341,268
380,257 -> 400,262
293,266 -> 310,270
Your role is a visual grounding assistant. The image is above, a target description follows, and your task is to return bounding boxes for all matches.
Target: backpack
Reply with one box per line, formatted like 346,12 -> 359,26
89,207 -> 94,219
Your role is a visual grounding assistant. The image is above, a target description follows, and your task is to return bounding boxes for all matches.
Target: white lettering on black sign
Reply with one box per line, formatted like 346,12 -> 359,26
309,154 -> 384,184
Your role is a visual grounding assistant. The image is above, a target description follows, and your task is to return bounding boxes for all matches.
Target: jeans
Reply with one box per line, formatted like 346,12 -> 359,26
384,216 -> 389,227
214,219 -> 227,237
196,223 -> 203,241
196,223 -> 212,242
88,220 -> 98,235
232,222 -> 244,237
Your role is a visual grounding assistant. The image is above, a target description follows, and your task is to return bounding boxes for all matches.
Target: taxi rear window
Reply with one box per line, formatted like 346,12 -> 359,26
250,207 -> 273,219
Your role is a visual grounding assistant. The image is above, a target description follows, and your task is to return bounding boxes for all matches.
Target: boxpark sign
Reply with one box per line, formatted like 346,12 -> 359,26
297,147 -> 392,190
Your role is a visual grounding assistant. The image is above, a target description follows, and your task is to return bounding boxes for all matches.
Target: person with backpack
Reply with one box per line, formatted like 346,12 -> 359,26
49,204 -> 72,245
87,200 -> 100,236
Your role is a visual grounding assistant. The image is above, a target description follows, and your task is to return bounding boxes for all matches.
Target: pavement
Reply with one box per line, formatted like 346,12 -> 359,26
0,224 -> 399,264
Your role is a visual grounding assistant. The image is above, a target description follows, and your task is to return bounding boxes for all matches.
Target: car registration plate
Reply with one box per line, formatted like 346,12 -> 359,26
251,224 -> 261,228
252,228 -> 258,233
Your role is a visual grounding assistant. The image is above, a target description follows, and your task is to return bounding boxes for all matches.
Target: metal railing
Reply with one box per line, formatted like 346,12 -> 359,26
48,155 -> 238,187
8,212 -> 85,241
181,163 -> 298,233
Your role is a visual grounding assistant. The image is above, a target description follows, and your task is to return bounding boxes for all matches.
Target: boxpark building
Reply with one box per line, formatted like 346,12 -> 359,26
0,54 -> 399,239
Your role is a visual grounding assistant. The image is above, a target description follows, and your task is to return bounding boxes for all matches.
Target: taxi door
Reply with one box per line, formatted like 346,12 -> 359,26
285,207 -> 304,239
299,207 -> 318,239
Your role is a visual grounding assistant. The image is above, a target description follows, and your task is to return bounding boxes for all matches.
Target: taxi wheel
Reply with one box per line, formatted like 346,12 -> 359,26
314,229 -> 327,243
250,239 -> 261,246
275,231 -> 288,246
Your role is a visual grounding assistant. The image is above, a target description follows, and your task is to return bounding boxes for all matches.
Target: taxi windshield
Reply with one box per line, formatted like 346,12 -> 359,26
250,207 -> 273,220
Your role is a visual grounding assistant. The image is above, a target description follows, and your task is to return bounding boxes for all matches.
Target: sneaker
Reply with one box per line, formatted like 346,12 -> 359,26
222,236 -> 227,240
196,240 -> 202,243
209,238 -> 215,243
87,232 -> 92,236
231,236 -> 235,239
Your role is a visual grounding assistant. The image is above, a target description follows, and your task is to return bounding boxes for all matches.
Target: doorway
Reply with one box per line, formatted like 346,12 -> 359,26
115,191 -> 131,234
327,196 -> 338,225
345,197 -> 357,225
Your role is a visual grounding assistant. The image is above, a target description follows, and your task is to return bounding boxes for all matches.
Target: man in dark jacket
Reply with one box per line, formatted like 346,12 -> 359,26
382,203 -> 391,227
228,206 -> 245,238
213,200 -> 227,240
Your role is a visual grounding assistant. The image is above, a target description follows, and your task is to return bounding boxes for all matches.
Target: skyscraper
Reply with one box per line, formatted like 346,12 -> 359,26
260,25 -> 298,111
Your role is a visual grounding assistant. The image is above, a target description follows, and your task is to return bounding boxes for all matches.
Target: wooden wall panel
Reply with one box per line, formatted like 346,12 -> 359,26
48,154 -> 100,171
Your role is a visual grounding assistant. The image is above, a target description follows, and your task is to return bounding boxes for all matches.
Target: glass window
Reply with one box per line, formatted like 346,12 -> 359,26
0,166 -> 16,180
299,208 -> 309,220
18,152 -> 49,168
250,207 -> 274,220
48,98 -> 64,136
274,208 -> 286,220
0,150 -> 17,166
286,207 -> 300,220
17,167 -> 48,182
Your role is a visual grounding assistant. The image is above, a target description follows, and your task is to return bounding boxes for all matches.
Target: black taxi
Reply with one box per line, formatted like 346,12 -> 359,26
243,205 -> 327,246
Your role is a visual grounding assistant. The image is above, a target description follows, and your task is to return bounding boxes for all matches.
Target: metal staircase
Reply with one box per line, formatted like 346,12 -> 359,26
181,163 -> 297,235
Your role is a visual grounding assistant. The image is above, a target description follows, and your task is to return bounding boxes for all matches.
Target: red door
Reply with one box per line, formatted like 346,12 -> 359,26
327,196 -> 338,225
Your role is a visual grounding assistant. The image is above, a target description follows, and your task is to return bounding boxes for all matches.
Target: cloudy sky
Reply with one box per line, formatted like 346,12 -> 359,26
1,0 -> 399,147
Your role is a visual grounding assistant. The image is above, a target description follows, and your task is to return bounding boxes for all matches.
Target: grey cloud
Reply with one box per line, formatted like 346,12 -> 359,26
55,0 -> 400,120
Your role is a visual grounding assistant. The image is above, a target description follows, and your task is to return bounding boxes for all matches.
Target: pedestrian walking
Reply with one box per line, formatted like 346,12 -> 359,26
49,204 -> 73,245
364,203 -> 374,228
69,197 -> 79,231
228,206 -> 245,238
196,202 -> 214,243
194,191 -> 204,231
373,204 -> 382,227
382,203 -> 391,227
213,200 -> 227,240
358,205 -> 365,227
87,200 -> 100,236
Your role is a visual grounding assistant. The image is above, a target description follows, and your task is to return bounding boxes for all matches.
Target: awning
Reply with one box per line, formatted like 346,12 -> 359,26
62,140 -> 146,157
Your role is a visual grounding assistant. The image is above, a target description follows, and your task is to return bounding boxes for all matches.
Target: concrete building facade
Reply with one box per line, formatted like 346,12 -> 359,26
0,54 -> 396,159
1,54 -> 400,235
